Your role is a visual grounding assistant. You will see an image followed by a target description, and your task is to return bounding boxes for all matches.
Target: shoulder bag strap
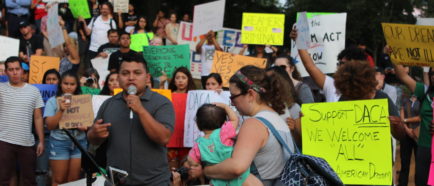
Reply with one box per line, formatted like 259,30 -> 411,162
256,116 -> 298,154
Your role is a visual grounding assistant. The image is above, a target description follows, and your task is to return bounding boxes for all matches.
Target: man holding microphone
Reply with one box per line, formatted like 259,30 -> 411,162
87,54 -> 175,185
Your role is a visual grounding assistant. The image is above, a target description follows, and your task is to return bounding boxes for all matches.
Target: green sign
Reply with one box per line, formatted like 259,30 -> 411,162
69,0 -> 91,19
130,33 -> 154,52
143,44 -> 190,78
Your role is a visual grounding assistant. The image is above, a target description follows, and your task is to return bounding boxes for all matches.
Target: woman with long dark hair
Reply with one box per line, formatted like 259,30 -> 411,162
169,67 -> 196,93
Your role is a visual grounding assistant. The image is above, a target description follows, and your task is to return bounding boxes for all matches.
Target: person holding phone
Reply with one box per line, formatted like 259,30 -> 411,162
44,70 -> 87,186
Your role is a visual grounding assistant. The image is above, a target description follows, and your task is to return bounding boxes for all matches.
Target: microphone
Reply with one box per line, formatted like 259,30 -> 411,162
127,85 -> 137,119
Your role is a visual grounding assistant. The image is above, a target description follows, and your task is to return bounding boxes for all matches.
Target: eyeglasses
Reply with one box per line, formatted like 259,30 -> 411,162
230,93 -> 244,101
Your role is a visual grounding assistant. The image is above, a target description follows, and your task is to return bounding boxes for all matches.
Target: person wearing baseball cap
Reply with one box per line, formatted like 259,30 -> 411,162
18,20 -> 44,63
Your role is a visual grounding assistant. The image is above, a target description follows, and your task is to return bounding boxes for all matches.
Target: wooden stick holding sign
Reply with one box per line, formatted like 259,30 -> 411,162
58,95 -> 94,129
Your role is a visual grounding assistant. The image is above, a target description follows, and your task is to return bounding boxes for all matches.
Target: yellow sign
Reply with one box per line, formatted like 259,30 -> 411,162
301,99 -> 392,185
241,13 -> 285,46
113,88 -> 123,95
211,51 -> 267,87
29,56 -> 60,84
382,23 -> 434,67
58,95 -> 94,129
152,89 -> 172,101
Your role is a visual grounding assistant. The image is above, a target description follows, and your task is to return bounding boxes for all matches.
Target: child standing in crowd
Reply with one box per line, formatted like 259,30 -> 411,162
189,103 -> 262,186
44,70 -> 87,186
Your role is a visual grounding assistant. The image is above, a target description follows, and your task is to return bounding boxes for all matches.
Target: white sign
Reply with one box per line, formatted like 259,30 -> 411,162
91,56 -> 110,88
43,0 -> 68,3
0,36 -> 19,62
192,0 -> 226,37
177,21 -> 244,79
92,95 -> 111,118
295,12 -> 310,50
417,17 -> 434,26
47,4 -> 65,48
183,90 -> 231,147
112,0 -> 128,13
291,13 -> 347,77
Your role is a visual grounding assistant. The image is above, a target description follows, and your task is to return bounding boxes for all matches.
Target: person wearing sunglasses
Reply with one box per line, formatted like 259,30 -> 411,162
204,65 -> 296,185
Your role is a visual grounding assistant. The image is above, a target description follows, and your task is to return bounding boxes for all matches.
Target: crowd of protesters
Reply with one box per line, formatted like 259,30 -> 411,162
0,0 -> 432,186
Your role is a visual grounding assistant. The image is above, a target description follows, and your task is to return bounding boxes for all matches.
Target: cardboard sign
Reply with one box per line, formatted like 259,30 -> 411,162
151,89 -> 172,101
382,23 -> 434,67
130,33 -> 154,52
142,45 -> 190,78
211,51 -> 267,87
69,0 -> 91,19
301,99 -> 392,185
0,75 -> 8,82
112,0 -> 129,13
241,13 -> 285,46
192,0 -> 226,37
92,95 -> 111,118
59,95 -> 94,129
167,93 -> 187,148
33,84 -> 58,103
47,4 -> 65,48
29,56 -> 60,84
0,36 -> 19,62
184,90 -> 231,147
91,56 -> 110,88
291,13 -> 347,77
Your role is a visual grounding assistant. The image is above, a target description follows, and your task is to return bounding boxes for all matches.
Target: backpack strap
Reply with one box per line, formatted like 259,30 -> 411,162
255,117 -> 299,154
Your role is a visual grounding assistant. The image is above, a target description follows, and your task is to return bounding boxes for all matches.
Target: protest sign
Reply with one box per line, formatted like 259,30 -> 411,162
291,13 -> 347,77
382,23 -> 434,67
295,12 -> 310,50
29,56 -> 60,84
43,0 -> 68,2
69,0 -> 91,19
211,51 -> 267,87
59,95 -> 94,129
192,0 -> 226,37
0,75 -> 8,82
130,33 -> 154,52
301,99 -> 392,185
184,90 -> 231,147
177,21 -> 245,79
151,89 -> 172,101
112,0 -> 128,13
113,88 -> 123,95
143,45 -> 190,78
167,93 -> 187,148
33,84 -> 57,103
91,56 -> 110,88
0,36 -> 19,62
241,13 -> 285,46
47,4 -> 65,48
417,17 -> 434,26
92,95 -> 111,118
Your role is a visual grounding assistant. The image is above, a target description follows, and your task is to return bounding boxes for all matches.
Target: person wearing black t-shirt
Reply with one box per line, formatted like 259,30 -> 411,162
117,3 -> 137,33
108,32 -> 137,72
18,20 -> 43,63
96,29 -> 120,59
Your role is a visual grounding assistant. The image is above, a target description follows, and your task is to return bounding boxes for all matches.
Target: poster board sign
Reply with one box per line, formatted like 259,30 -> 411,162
69,0 -> 91,19
183,90 -> 231,147
43,0 -> 68,3
301,99 -> 392,185
47,4 -> 65,48
0,36 -> 19,62
29,56 -> 60,84
295,12 -> 310,50
0,75 -> 8,82
291,13 -> 347,77
416,17 -> 434,26
241,13 -> 285,46
59,95 -> 94,129
130,33 -> 153,52
167,93 -> 188,148
151,89 -> 172,101
33,84 -> 57,103
382,23 -> 434,67
91,56 -> 110,88
112,0 -> 128,13
92,95 -> 111,118
143,45 -> 190,78
113,88 -> 123,95
192,0 -> 226,37
211,51 -> 267,87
